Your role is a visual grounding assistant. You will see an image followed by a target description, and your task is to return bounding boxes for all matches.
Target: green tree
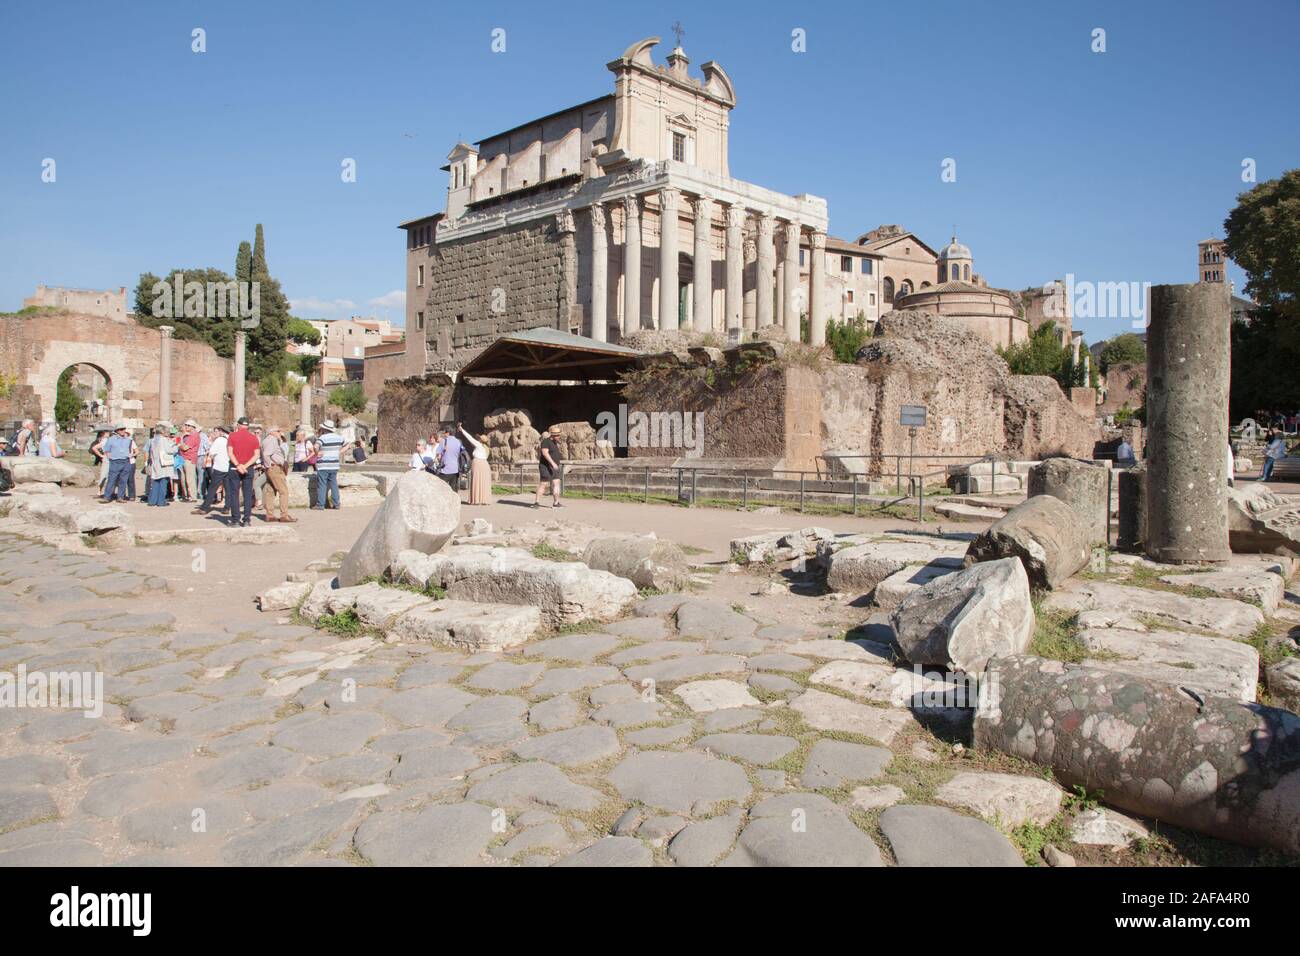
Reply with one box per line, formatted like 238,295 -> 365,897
132,268 -> 239,348
252,224 -> 267,276
998,321 -> 1075,390
1099,332 -> 1146,374
1224,168 -> 1300,321
295,354 -> 321,380
825,313 -> 872,363
329,381 -> 366,415
287,316 -> 321,346
244,224 -> 291,381
54,368 -> 82,427
235,241 -> 252,287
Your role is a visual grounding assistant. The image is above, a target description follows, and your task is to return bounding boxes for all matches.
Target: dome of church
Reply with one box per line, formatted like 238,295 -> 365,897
938,236 -> 971,261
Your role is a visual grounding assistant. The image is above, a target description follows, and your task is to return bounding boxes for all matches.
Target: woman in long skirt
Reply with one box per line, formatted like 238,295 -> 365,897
459,425 -> 492,505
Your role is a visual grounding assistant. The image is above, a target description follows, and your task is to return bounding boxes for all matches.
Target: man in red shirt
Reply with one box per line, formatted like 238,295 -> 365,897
225,417 -> 261,527
178,419 -> 201,501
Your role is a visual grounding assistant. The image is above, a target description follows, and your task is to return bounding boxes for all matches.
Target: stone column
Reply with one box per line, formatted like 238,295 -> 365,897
1144,282 -> 1231,564
756,214 -> 775,328
743,235 -> 757,330
808,230 -> 827,346
657,188 -> 679,331
622,195 -> 642,337
724,205 -> 744,334
782,220 -> 801,342
976,655 -> 1300,855
692,195 -> 713,332
589,203 -> 607,343
233,330 -> 247,422
555,209 -> 576,333
158,325 -> 174,422
299,376 -> 312,433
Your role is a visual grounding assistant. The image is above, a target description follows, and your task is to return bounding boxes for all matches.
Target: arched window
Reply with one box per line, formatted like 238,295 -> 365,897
963,264 -> 970,280
899,280 -> 913,296
883,277 -> 895,303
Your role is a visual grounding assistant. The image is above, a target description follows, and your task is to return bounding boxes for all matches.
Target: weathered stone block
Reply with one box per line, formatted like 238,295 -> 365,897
965,495 -> 1090,589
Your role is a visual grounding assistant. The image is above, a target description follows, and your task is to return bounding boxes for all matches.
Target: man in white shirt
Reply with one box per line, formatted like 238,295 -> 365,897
194,425 -> 231,515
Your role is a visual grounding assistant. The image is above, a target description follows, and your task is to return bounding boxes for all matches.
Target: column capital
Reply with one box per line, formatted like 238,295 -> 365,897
555,209 -> 575,234
782,219 -> 802,242
756,213 -> 775,239
810,230 -> 826,251
658,186 -> 679,209
725,205 -> 747,230
159,325 -> 174,337
691,194 -> 714,220
234,329 -> 247,341
622,194 -> 641,220
589,201 -> 606,230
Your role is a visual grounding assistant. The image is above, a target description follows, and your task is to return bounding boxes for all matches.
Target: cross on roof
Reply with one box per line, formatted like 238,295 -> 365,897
671,21 -> 686,47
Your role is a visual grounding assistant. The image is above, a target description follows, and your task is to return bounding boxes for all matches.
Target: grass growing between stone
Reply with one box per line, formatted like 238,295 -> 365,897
314,608 -> 363,636
1028,603 -> 1088,663
530,542 -> 574,562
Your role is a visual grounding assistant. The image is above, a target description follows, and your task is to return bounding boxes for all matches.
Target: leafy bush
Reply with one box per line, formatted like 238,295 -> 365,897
329,381 -> 366,414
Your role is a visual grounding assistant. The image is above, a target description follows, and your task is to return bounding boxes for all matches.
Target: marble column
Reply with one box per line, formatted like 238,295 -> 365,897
555,209 -> 576,332
724,205 -> 744,334
158,325 -> 173,422
589,203 -> 607,342
233,329 -> 246,421
782,220 -> 801,342
755,214 -> 775,329
692,195 -> 714,332
809,230 -> 827,346
743,236 -> 757,331
299,373 -> 312,432
658,188 -> 679,331
622,195 -> 641,336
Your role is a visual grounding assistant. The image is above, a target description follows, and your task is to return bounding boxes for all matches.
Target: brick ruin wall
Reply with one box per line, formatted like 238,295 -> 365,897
1098,361 -> 1147,416
0,311 -> 231,428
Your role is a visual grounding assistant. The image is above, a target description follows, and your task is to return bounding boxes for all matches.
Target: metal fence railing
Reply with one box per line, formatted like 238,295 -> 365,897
495,452 -> 1023,520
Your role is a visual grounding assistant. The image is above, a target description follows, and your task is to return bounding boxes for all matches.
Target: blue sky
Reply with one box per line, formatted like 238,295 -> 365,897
1,0 -> 1296,342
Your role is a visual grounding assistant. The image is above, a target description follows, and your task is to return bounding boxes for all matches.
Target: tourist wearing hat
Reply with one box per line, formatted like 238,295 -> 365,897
100,424 -> 134,502
226,416 -> 260,527
534,426 -> 564,508
178,420 -> 201,502
146,423 -> 178,506
194,424 -> 230,516
312,420 -> 345,510
261,424 -> 295,523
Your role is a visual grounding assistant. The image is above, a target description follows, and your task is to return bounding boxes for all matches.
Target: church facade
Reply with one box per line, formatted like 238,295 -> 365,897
398,36 -> 832,375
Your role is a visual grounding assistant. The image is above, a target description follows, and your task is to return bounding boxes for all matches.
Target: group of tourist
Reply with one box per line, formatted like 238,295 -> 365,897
407,423 -> 565,508
67,416 -> 368,525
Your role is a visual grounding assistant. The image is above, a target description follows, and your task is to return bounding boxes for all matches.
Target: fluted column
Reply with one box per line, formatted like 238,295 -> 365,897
809,230 -> 827,346
756,213 -> 775,329
724,206 -> 744,334
622,195 -> 641,336
158,325 -> 173,422
782,220 -> 801,342
589,203 -> 607,342
743,236 -> 757,330
233,329 -> 246,421
658,188 -> 679,331
692,195 -> 714,332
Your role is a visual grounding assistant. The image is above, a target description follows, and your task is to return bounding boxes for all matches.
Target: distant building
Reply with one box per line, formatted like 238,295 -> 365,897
852,226 -> 940,308
1198,238 -> 1227,283
306,316 -> 402,384
23,285 -> 128,322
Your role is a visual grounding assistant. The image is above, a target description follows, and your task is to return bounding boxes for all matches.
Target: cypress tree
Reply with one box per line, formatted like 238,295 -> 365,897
235,241 -> 252,287
252,224 -> 267,275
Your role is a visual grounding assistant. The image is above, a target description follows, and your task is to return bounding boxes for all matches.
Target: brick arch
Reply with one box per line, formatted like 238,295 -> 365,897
0,312 -> 232,429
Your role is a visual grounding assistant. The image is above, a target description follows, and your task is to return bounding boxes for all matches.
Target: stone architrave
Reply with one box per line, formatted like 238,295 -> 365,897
1144,282 -> 1231,564
589,203 -> 608,343
976,655 -> 1300,855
